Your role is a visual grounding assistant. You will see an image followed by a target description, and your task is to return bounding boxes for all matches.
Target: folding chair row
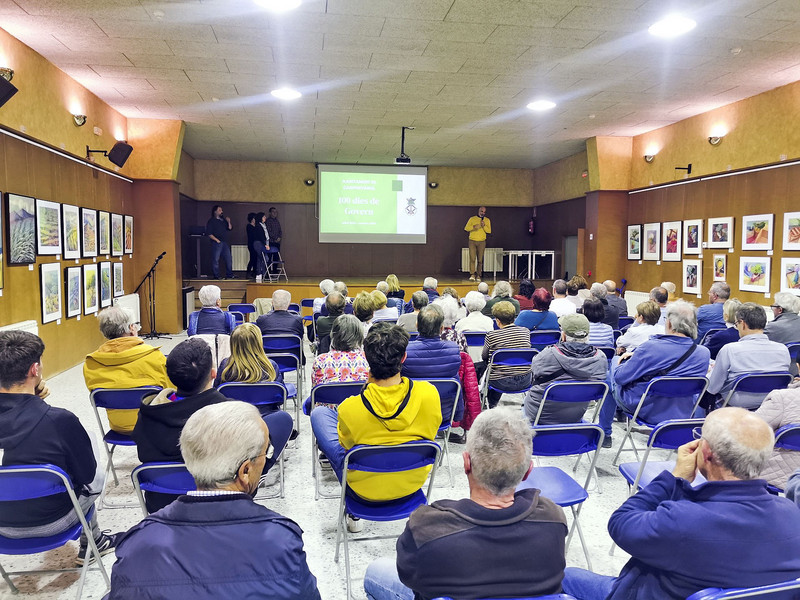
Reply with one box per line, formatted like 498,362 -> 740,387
480,348 -> 539,409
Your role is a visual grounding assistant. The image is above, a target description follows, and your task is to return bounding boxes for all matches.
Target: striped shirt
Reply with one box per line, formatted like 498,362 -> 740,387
588,322 -> 615,348
482,325 -> 532,380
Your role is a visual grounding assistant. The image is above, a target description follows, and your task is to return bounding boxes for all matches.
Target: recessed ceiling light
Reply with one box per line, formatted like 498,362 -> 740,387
526,100 -> 556,111
270,87 -> 302,100
648,14 -> 696,38
255,0 -> 301,12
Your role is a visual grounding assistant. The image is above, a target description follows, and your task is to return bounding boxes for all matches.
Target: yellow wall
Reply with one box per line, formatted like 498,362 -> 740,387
589,136 -> 633,191
532,150 -> 589,205
177,151 -> 196,198
426,166 -> 533,206
125,119 -> 185,181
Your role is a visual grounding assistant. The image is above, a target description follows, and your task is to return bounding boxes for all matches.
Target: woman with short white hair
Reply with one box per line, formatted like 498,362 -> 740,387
434,296 -> 468,353
188,285 -> 236,336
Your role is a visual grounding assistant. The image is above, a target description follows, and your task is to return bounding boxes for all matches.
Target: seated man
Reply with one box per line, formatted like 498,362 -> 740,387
590,282 -> 620,329
765,292 -> 800,344
524,314 -> 608,424
312,278 -> 335,314
701,298 -> 742,359
697,281 -> 730,341
109,402 -> 319,600
320,281 -> 354,316
402,277 -> 439,314
563,407 -> 800,600
84,305 -> 170,433
550,279 -> 577,318
0,331 -> 116,565
256,289 -> 303,338
315,291 -> 345,354
603,280 -> 628,317
364,408 -> 567,600
401,304 -> 461,379
397,290 -> 428,333
706,302 -> 791,409
376,280 -> 402,310
187,285 -> 236,336
650,286 -> 668,326
482,281 -> 521,317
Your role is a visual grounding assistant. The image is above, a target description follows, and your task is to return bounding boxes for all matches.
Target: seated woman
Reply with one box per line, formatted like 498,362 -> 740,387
188,285 -> 236,336
371,290 -> 399,321
353,291 -> 376,333
385,274 -> 405,301
702,298 -> 742,359
615,300 -> 664,353
513,278 -> 536,311
516,288 -> 559,331
435,296 -> 468,353
312,314 -> 369,387
583,297 -> 615,348
756,383 -> 800,490
441,287 -> 467,320
482,281 -> 520,317
481,301 -> 532,408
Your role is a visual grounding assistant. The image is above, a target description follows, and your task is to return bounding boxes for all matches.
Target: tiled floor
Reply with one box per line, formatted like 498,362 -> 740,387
0,332 -> 655,599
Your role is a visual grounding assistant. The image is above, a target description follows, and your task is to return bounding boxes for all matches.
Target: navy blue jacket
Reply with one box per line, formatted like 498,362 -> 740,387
401,337 -> 461,379
188,308 -> 236,336
702,326 -> 739,360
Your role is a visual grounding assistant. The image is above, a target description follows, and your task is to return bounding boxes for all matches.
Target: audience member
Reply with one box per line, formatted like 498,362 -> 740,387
397,291 -> 428,333
477,281 -> 490,301
513,278 -> 536,310
590,282 -> 620,329
563,408 -> 800,600
364,408 -> 567,600
316,291 -> 346,353
697,281 -> 730,340
566,276 -> 584,309
765,292 -> 800,344
256,290 -> 304,339
353,291 -> 376,332
661,280 -> 678,303
371,290 -> 398,321
603,280 -> 628,316
482,301 -> 532,408
108,402 -> 318,600
615,301 -> 664,353
482,281 -> 520,317
402,277 -> 439,314
435,295 -> 469,352
320,281 -> 354,316
187,285 -> 236,336
649,286 -> 668,326
571,275 -> 591,301
550,279 -> 577,317
385,274 -> 405,300
701,298 -> 742,359
376,281 -> 401,310
455,291 -> 493,333
84,305 -> 170,433
516,287 -> 559,331
402,304 -> 461,379
441,287 -> 467,320
312,279 -> 335,314
245,212 -> 258,279
311,315 -> 369,386
756,383 -> 800,489
214,323 -> 283,401
583,298 -> 614,348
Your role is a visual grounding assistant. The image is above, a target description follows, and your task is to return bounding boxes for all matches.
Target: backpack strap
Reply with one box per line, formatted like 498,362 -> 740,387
633,342 -> 697,386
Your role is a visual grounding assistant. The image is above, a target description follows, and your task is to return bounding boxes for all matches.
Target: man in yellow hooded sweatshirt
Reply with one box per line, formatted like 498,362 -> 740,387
84,306 -> 171,433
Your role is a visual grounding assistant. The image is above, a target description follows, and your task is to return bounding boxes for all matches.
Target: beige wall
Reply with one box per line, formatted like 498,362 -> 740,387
125,119 -> 185,181
426,166 -> 533,206
177,151 -> 196,198
532,150 -> 589,205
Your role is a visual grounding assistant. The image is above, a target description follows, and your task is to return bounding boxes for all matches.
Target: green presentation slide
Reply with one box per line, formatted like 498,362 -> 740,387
319,172 -> 401,233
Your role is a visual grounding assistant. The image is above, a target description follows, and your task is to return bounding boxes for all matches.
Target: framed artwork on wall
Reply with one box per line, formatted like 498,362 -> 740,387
6,193 -> 36,265
124,215 -> 133,254
742,213 -> 773,251
779,258 -> 800,296
643,223 -> 661,261
111,213 -> 123,257
627,225 -> 642,260
0,194 -> 3,290
35,198 -> 62,256
62,204 -> 80,260
113,261 -> 124,297
782,212 -> 800,251
83,263 -> 98,315
712,254 -> 727,282
40,262 -> 62,324
739,256 -> 771,293
662,221 -> 682,262
65,266 -> 81,318
99,261 -> 112,307
707,216 -> 734,249
683,219 -> 702,255
81,207 -> 98,258
682,259 -> 702,295
98,211 -> 110,256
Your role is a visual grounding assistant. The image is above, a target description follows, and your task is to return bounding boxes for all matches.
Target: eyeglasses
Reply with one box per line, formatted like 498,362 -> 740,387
770,305 -> 780,309
692,426 -> 703,440
231,449 -> 270,481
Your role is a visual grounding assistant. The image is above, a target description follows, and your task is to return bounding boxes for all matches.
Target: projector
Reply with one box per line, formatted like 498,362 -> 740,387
395,156 -> 411,164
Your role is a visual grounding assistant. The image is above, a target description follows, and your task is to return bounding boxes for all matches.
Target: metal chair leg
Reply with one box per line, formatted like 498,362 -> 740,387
0,562 -> 19,595
570,505 -> 592,571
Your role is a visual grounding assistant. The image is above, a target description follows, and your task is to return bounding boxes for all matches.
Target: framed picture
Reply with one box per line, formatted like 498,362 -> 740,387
111,213 -> 124,257
6,193 -> 36,265
65,266 -> 81,318
782,212 -> 800,251
662,221 -> 682,262
779,258 -> 800,296
682,259 -> 702,295
113,261 -> 124,297
707,216 -> 734,249
40,262 -> 62,324
83,263 -> 99,315
742,213 -> 773,251
683,219 -> 702,255
643,222 -> 661,261
626,225 -> 641,260
739,257 -> 771,293
62,204 -> 80,260
81,207 -> 98,258
124,215 -> 134,254
98,211 -> 110,255
99,261 -> 112,307
712,254 -> 727,282
35,198 -> 62,255
0,194 -> 3,290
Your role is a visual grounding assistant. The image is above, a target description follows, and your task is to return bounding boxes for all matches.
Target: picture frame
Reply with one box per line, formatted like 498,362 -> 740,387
739,256 -> 771,293
99,261 -> 112,307
83,263 -> 99,315
81,207 -> 98,258
626,224 -> 641,260
35,198 -> 62,256
779,258 -> 800,296
124,215 -> 133,254
6,193 -> 36,265
682,259 -> 702,295
0,194 -> 3,290
707,216 -> 734,249
62,204 -> 80,260
111,213 -> 124,257
65,266 -> 81,318
643,222 -> 661,261
40,262 -> 62,324
113,261 -> 124,297
98,210 -> 110,256
712,254 -> 727,282
662,220 -> 682,262
742,213 -> 773,251
683,219 -> 703,255
782,211 -> 800,251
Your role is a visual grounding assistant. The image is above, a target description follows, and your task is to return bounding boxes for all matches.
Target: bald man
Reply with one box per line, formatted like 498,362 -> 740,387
563,407 -> 800,600
603,280 -> 628,317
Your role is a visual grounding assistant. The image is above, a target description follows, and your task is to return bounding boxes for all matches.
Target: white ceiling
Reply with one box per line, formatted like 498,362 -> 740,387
2,0 -> 800,168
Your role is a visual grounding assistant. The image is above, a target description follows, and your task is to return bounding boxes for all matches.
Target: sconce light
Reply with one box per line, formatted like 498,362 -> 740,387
708,135 -> 723,146
428,182 -> 439,189
304,178 -> 315,186
644,155 -> 655,163
73,114 -> 87,127
0,67 -> 13,82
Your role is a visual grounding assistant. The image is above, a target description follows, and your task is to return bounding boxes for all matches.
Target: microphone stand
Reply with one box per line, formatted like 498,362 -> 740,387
134,251 -> 170,340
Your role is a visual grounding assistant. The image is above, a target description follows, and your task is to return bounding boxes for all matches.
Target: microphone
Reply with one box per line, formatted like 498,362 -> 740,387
157,251 -> 166,259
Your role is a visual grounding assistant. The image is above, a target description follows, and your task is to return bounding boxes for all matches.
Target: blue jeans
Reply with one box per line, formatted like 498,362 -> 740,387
211,240 -> 232,278
309,406 -> 346,481
253,241 -> 268,276
364,557 -> 414,600
561,567 -> 616,600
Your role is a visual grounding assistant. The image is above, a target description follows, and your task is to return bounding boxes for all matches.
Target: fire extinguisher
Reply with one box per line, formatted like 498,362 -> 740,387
528,218 -> 535,235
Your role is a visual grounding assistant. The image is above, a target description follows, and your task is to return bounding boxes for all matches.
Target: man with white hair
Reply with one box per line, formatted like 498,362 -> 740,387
397,291 -> 428,333
363,408 -> 567,600
312,279 -> 335,314
455,291 -> 494,334
590,282 -> 620,329
256,289 -> 303,339
376,280 -> 402,311
481,281 -> 520,317
765,291 -> 800,345
550,279 -> 577,318
187,285 -> 236,336
563,407 -> 800,600
477,281 -> 490,301
403,277 -> 439,314
603,280 -> 628,317
108,402 -> 318,599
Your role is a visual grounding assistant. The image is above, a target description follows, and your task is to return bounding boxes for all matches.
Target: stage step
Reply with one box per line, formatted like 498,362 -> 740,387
183,279 -> 248,310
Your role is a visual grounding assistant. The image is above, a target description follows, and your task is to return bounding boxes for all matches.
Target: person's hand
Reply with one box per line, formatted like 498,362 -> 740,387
225,216 -> 231,224
619,351 -> 634,362
672,440 -> 701,482
35,379 -> 50,400
616,346 -> 626,356
266,245 -> 270,251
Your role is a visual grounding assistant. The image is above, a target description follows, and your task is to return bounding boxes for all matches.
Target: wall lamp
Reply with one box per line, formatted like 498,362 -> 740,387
0,68 -> 13,82
644,155 -> 656,163
73,114 -> 87,127
304,178 -> 315,186
429,182 -> 439,189
708,135 -> 724,146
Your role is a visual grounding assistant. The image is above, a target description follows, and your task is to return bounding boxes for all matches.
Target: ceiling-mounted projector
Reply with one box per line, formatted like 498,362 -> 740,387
395,125 -> 414,165
395,156 -> 411,164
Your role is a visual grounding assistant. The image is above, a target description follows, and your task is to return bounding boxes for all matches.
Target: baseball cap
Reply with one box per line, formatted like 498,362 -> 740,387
559,313 -> 590,339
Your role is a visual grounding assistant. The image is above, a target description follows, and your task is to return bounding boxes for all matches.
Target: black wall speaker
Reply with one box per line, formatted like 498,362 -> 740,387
0,77 -> 18,109
107,141 -> 133,167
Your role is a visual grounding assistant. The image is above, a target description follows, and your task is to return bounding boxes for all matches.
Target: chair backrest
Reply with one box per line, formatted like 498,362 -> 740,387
631,376 -> 709,424
729,372 -> 793,395
534,381 -> 609,426
596,346 -> 616,360
462,331 -> 488,347
415,378 -> 462,428
433,596 -> 577,600
0,464 -> 72,501
310,381 -> 366,409
530,330 -> 561,350
288,303 -> 301,313
530,423 -> 604,458
262,334 -> 303,370
344,440 -> 441,475
229,311 -> 245,326
618,315 -> 635,329
228,303 -> 256,314
372,317 -> 398,324
300,298 -> 315,309
686,578 -> 800,600
91,386 -> 162,410
699,328 -> 726,345
489,348 -> 539,371
787,343 -> 800,363
647,418 -> 705,451
131,462 -> 196,496
774,423 -> 800,452
218,381 -> 287,408
613,329 -> 622,341
409,331 -> 419,340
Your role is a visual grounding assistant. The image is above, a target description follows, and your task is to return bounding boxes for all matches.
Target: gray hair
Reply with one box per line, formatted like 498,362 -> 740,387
660,281 -> 676,296
723,298 -> 743,324
180,401 -> 266,489
198,285 -> 221,307
702,407 -> 774,480
272,289 -> 291,311
319,279 -> 335,295
773,292 -> 800,314
464,290 -> 487,313
418,304 -> 444,337
466,408 -> 532,496
411,290 -> 429,311
590,282 -> 607,300
334,281 -> 348,296
710,281 -> 731,300
477,282 -> 489,294
423,276 -> 438,290
492,281 -> 512,298
331,314 -> 364,352
376,281 -> 389,294
665,299 -> 698,338
434,296 -> 460,329
97,306 -> 136,339
553,279 -> 568,296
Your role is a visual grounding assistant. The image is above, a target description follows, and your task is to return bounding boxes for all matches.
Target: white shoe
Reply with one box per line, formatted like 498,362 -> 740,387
469,276 -> 475,281
346,514 -> 363,533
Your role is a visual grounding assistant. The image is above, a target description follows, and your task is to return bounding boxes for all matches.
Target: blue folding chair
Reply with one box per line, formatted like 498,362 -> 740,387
0,465 -> 111,599
288,302 -> 301,314
687,577 -> 800,599
335,440 -> 442,599
618,316 -> 634,329
414,379 -> 462,486
530,330 -> 561,351
482,348 -> 539,408
699,327 -> 726,345
612,329 -> 622,342
720,372 -> 793,410
596,346 -> 616,360
788,343 -> 800,363
300,298 -> 315,327
409,331 -> 419,340
227,302 -> 256,325
517,423 -> 604,570
131,462 -> 196,517
262,334 -> 304,427
89,386 -> 162,508
372,317 -> 399,324
462,331 -> 488,349
433,596 -> 577,600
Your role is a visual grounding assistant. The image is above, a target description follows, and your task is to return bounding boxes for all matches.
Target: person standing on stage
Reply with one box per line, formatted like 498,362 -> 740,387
265,207 -> 282,274
206,205 -> 233,279
464,206 -> 491,282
